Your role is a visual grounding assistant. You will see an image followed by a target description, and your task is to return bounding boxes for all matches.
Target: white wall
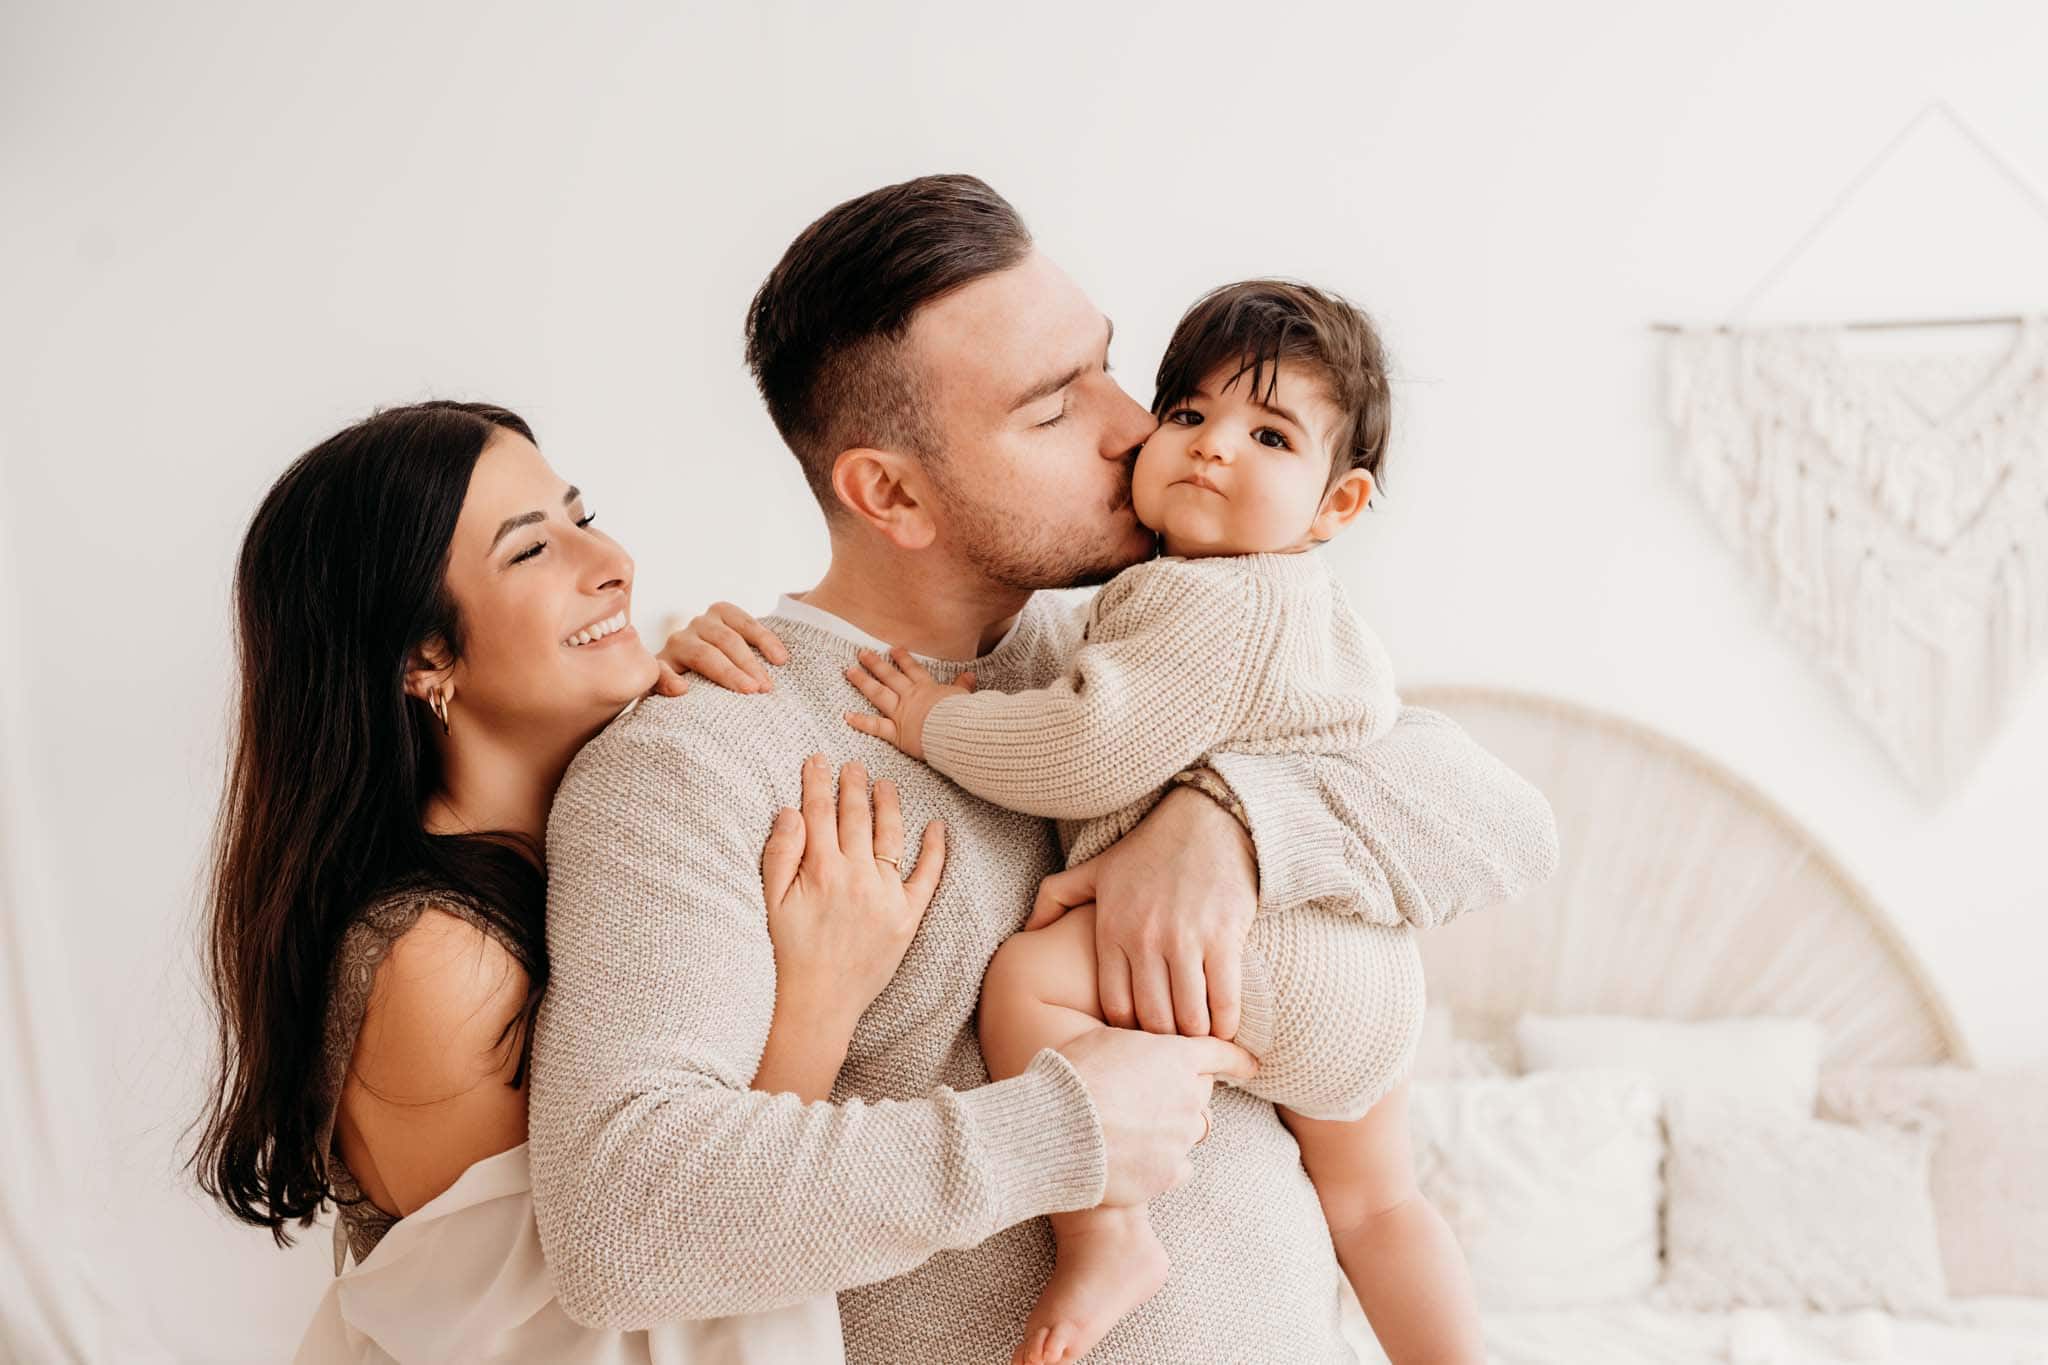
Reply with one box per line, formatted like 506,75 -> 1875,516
4,1 -> 2045,1357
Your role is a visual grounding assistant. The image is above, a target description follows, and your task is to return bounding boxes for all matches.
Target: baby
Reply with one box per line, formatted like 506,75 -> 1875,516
844,280 -> 1483,1364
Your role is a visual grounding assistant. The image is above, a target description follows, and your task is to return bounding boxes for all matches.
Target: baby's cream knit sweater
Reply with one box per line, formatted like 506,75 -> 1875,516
923,552 -> 1433,1119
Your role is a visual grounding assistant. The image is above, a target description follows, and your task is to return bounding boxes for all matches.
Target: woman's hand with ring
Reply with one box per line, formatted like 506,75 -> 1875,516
760,755 -> 945,1028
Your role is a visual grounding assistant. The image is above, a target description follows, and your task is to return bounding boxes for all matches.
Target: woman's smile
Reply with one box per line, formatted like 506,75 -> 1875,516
562,609 -> 636,649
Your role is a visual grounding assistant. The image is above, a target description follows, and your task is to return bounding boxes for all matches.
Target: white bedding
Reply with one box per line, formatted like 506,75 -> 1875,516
1340,1285 -> 2048,1364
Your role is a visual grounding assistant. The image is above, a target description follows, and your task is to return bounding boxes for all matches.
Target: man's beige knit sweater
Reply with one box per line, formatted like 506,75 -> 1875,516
922,552 -> 1425,1121
531,590 -> 1558,1362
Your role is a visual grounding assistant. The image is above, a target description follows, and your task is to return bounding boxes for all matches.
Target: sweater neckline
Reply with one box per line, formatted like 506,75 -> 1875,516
1153,549 -> 1332,587
772,592 -> 1024,658
765,593 -> 1056,678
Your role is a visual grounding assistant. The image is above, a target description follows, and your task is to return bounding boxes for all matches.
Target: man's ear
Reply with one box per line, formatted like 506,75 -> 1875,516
402,637 -> 456,704
1308,469 -> 1374,543
830,447 -> 939,550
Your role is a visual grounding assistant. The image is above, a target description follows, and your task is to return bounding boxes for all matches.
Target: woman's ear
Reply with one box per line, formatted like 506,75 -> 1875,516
830,448 -> 939,551
1308,469 -> 1375,542
402,637 -> 455,704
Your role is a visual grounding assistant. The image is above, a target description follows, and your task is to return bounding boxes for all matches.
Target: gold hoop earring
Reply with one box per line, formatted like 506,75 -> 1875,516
429,686 -> 451,736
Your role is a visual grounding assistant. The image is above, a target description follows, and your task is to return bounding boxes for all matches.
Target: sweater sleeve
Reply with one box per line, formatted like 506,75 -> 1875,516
527,715 -> 1108,1329
1206,705 -> 1561,930
920,563 -> 1263,820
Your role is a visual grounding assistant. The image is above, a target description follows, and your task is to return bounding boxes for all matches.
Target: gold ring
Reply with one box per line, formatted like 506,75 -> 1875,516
875,855 -> 901,870
1197,1110 -> 1211,1145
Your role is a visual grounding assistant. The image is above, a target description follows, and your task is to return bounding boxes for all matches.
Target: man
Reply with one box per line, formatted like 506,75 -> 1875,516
531,174 -> 1557,1362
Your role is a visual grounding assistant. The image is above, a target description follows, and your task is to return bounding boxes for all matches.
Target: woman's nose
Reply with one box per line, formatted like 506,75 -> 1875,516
585,537 -> 633,594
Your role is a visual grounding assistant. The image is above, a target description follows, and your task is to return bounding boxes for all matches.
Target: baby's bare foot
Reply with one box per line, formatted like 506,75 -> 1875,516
1011,1209 -> 1170,1365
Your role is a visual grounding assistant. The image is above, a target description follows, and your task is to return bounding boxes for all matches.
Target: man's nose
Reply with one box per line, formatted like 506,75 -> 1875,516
1100,374 -> 1156,459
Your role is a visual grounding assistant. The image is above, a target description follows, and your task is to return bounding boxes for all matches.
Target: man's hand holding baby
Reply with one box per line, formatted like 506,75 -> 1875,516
843,646 -> 977,761
1029,788 -> 1259,1042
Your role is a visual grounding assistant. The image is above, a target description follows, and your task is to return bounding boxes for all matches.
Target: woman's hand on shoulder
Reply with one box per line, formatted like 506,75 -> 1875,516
339,908 -> 531,1216
652,602 -> 790,697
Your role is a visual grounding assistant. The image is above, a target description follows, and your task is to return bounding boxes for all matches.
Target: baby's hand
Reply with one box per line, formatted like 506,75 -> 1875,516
843,646 -> 976,760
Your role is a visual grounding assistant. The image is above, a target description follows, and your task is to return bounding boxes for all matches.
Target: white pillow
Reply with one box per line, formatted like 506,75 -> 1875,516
1410,1006 -> 1514,1081
1656,1103 -> 1949,1315
1820,1064 -> 2048,1297
1409,1070 -> 1662,1308
1515,1014 -> 1823,1116
1410,1004 -> 1457,1079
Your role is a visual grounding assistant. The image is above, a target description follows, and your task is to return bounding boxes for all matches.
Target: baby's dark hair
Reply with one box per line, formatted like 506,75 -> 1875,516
1151,279 -> 1391,490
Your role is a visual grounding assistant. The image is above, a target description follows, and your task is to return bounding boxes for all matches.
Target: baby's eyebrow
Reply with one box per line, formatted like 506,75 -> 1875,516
1251,396 -> 1305,432
1193,380 -> 1307,435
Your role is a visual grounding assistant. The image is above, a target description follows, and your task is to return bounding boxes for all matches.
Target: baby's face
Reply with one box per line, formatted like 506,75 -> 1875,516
1133,359 -> 1354,558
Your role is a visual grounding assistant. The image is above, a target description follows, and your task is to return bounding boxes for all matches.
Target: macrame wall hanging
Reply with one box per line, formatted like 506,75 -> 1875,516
1656,101 -> 2048,800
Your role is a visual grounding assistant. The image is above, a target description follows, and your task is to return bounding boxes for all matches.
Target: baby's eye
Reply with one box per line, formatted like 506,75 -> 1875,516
1166,408 -> 1202,426
1255,428 -> 1292,450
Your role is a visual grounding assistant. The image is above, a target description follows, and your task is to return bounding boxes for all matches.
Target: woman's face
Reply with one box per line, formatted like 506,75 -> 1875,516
433,429 -> 658,733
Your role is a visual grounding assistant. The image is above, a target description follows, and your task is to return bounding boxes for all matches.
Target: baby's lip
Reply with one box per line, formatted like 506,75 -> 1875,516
1177,471 -> 1223,492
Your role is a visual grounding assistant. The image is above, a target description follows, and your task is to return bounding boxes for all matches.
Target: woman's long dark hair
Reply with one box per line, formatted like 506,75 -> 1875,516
194,400 -> 551,1245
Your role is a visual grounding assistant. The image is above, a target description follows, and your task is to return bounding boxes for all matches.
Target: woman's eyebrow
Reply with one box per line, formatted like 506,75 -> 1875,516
488,486 -> 581,552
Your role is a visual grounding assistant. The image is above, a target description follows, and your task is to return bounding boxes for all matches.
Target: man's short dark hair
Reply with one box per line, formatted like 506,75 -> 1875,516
745,174 -> 1034,513
1151,279 -> 1392,490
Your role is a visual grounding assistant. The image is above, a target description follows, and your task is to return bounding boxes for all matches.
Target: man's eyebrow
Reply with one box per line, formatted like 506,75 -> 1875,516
489,486 -> 581,552
1006,316 -> 1116,414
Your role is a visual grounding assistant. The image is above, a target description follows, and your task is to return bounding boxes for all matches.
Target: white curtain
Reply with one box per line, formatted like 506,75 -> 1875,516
0,486 -> 164,1361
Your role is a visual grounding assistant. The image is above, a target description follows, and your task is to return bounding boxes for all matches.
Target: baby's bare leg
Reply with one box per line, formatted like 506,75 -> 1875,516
977,905 -> 1107,1077
1281,1085 -> 1485,1365
979,907 -> 1172,1365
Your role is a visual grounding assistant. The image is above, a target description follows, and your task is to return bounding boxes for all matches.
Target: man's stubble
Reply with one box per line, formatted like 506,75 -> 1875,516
928,449 -> 1152,594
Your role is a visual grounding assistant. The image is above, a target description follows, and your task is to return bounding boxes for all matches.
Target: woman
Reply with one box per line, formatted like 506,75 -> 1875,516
193,401 -> 940,1361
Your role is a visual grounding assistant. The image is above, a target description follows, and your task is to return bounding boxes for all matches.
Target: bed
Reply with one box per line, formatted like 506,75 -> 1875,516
1335,685 -> 2048,1365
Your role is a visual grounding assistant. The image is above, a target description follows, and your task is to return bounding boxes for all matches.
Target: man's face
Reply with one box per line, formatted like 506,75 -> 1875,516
905,250 -> 1159,590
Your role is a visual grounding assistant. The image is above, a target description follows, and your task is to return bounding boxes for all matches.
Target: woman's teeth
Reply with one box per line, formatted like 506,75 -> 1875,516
564,611 -> 628,647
